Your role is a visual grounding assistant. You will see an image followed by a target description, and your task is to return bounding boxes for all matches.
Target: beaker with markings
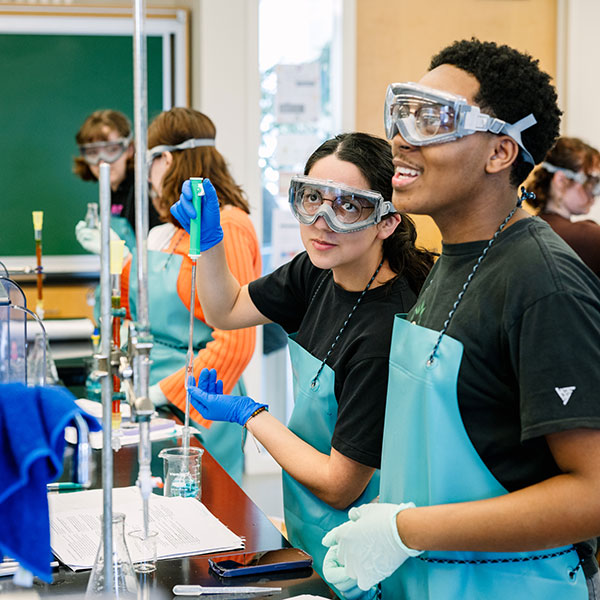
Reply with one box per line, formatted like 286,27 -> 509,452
158,447 -> 203,500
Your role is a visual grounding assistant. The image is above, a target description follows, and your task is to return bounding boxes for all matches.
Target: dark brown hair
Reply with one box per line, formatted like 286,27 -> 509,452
73,109 -> 134,181
147,107 -> 249,226
304,132 -> 435,293
526,136 -> 600,211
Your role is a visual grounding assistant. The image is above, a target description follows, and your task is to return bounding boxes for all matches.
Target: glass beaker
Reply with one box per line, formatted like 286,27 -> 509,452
85,513 -> 138,598
158,447 -> 203,500
128,529 -> 158,573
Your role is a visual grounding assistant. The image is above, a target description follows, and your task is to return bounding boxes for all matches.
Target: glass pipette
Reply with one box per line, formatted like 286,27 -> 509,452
184,177 -> 205,453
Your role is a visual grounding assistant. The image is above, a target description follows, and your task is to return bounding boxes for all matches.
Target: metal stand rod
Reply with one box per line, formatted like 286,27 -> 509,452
132,0 -> 154,540
99,162 -> 114,594
133,0 -> 149,329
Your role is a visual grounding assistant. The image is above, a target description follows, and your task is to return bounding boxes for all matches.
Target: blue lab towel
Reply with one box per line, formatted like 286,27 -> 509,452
0,383 -> 101,582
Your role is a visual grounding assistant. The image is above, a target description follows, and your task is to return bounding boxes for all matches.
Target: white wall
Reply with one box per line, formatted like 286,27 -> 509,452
558,0 -> 600,222
193,0 -> 263,403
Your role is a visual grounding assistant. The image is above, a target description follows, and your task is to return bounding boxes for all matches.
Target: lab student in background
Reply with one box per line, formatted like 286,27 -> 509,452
73,109 -> 161,254
526,136 -> 600,277
120,107 -> 261,483
321,39 -> 600,600
170,131 -> 435,595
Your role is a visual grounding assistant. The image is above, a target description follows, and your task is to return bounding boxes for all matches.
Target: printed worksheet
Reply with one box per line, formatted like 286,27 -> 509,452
48,486 -> 244,570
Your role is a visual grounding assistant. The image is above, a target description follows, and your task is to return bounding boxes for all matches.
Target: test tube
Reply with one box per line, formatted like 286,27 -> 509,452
32,211 -> 44,320
110,239 -> 127,431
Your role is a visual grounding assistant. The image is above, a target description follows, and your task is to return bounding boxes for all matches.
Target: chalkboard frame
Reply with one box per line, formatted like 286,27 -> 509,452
0,4 -> 188,270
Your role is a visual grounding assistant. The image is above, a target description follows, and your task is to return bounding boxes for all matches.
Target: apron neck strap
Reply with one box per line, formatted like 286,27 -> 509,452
311,258 -> 384,388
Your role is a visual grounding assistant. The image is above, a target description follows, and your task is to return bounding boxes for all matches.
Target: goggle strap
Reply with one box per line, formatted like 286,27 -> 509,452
499,113 -> 537,165
146,138 -> 215,163
541,162 -> 587,185
150,138 -> 215,154
378,201 -> 397,218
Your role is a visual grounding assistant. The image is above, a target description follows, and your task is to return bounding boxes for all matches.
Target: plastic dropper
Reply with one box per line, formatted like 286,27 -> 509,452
32,211 -> 44,319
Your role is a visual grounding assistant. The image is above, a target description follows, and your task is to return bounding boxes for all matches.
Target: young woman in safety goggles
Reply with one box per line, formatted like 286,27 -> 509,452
169,131 -> 435,595
526,136 -> 600,276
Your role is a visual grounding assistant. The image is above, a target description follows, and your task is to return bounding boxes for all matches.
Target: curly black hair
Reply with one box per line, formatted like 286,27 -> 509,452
429,38 -> 562,187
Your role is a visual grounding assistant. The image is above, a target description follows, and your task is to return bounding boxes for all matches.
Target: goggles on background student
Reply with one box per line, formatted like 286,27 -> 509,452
146,137 -> 216,165
288,176 -> 396,233
384,82 -> 537,165
541,161 -> 600,196
79,135 -> 133,166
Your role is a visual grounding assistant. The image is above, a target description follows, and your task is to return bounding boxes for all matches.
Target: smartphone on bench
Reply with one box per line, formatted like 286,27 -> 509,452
208,548 -> 313,577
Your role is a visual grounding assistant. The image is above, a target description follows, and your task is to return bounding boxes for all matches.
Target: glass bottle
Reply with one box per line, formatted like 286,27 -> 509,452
26,332 -> 59,386
85,513 -> 138,598
85,202 -> 99,229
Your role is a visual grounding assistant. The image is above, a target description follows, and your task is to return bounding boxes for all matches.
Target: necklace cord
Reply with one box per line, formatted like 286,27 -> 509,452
427,187 -> 530,365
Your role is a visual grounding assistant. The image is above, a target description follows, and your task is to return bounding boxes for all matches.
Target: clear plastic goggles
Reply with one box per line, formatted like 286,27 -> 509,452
79,135 -> 132,166
384,82 -> 536,165
542,162 -> 600,196
146,137 -> 216,165
288,176 -> 396,233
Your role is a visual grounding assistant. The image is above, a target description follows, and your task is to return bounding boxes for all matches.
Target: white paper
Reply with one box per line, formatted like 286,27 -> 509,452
65,419 -> 184,449
275,63 -> 321,124
67,399 -> 185,448
49,487 -> 244,570
271,206 -> 304,270
274,133 -> 322,169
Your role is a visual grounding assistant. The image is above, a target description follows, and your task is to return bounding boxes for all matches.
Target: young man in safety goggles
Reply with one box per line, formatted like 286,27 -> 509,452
322,39 -> 600,600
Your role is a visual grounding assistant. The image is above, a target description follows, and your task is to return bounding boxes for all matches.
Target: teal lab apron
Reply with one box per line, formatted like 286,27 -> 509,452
129,250 -> 244,484
110,215 -> 136,255
379,316 -> 587,599
283,336 -> 380,598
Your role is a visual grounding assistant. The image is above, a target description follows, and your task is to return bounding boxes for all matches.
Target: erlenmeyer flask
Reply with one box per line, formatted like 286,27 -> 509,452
85,513 -> 138,598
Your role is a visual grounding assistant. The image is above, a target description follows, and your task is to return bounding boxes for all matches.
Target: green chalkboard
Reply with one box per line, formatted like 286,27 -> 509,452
0,34 -> 163,256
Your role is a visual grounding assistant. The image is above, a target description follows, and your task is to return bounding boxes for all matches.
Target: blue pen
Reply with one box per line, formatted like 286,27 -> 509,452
47,482 -> 89,492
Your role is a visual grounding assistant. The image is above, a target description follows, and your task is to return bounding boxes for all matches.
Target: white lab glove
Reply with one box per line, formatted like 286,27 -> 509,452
75,221 -> 130,257
322,544 -> 378,600
322,502 -> 421,591
148,383 -> 169,407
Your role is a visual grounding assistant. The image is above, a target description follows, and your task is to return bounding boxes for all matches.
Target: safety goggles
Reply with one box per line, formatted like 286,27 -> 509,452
146,137 -> 216,165
79,135 -> 132,166
384,82 -> 537,165
288,176 -> 396,233
541,162 -> 600,196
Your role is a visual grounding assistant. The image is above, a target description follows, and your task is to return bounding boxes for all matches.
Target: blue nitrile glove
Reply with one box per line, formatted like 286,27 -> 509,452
187,368 -> 267,426
170,178 -> 224,250
322,545 -> 378,600
75,221 -> 130,257
322,502 -> 421,591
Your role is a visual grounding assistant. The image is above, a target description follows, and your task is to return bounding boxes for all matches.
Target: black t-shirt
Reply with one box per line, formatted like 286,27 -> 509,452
248,252 -> 417,468
113,170 -> 161,231
408,217 -> 600,492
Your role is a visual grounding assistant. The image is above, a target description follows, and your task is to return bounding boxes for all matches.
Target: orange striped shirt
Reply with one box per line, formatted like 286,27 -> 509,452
122,207 -> 262,426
